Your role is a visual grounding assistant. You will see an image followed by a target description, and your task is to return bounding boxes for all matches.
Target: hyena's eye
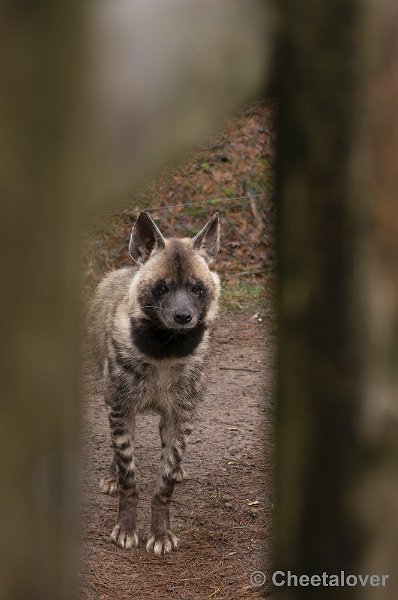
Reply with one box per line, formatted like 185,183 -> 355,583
191,284 -> 203,296
154,283 -> 168,297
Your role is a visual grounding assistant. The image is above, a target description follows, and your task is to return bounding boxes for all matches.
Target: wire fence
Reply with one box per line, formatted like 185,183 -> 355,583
84,101 -> 276,288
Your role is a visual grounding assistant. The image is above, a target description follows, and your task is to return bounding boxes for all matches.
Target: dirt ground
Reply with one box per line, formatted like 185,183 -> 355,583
80,311 -> 275,600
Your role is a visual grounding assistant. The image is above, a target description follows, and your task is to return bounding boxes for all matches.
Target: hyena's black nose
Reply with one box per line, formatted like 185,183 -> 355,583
173,309 -> 192,324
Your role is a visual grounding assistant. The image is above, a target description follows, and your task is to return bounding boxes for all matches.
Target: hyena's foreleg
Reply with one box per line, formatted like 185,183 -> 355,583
105,399 -> 139,550
146,413 -> 193,555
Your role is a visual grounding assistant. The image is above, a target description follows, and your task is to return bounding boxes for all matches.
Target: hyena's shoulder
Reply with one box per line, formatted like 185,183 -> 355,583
87,266 -> 136,369
91,266 -> 135,308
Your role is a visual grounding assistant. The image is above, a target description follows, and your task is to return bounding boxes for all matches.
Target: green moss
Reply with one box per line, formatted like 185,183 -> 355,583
219,281 -> 267,312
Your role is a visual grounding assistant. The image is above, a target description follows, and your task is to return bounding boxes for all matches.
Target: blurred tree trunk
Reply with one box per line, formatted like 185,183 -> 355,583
0,2 -> 268,599
276,1 -> 398,598
0,3 -> 83,600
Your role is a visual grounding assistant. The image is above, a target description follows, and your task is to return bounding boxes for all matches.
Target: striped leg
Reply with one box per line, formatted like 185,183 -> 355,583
108,409 -> 139,550
159,415 -> 187,483
99,456 -> 119,495
163,417 -> 191,483
146,414 -> 193,555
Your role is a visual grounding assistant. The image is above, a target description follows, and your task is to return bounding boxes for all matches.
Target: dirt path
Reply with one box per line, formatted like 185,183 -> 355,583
80,312 -> 274,600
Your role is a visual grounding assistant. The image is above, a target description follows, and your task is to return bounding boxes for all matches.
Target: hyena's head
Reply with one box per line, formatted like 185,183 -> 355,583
128,212 -> 220,331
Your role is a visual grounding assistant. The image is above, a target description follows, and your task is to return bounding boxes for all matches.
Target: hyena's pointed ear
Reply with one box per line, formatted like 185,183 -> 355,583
129,212 -> 166,263
192,212 -> 220,262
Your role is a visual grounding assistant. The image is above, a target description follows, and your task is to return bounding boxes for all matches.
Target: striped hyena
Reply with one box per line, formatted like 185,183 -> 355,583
88,212 -> 220,555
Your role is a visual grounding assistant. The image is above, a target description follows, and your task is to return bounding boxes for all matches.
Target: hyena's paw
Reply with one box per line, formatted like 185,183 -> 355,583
110,524 -> 139,550
99,474 -> 119,495
146,531 -> 179,556
172,465 -> 187,483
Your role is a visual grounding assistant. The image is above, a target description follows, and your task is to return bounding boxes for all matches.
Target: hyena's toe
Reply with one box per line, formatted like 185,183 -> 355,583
172,465 -> 187,483
99,474 -> 119,495
110,524 -> 139,550
146,531 -> 179,556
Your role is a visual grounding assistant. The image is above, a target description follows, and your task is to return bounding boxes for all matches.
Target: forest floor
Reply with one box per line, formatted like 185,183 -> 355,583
80,312 -> 275,600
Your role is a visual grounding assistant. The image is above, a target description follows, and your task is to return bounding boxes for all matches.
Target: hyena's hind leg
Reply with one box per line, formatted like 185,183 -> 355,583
172,464 -> 187,483
147,413 -> 193,555
159,416 -> 187,483
99,456 -> 119,495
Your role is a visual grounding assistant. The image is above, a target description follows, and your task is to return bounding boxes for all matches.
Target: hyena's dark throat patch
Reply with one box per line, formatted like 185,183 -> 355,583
131,319 -> 206,359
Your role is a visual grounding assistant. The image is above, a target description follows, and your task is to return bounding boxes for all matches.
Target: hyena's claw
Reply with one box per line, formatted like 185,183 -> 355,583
146,531 -> 179,555
99,474 -> 119,495
110,524 -> 139,550
172,465 -> 187,483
